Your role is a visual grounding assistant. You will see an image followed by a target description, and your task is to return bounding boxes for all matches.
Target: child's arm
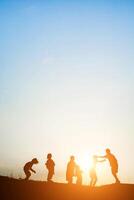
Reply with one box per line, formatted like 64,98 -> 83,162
97,159 -> 106,163
45,161 -> 49,169
53,160 -> 55,166
30,168 -> 36,173
96,155 -> 107,159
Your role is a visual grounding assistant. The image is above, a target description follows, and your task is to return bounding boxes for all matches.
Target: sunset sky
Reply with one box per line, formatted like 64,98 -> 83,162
0,0 -> 134,185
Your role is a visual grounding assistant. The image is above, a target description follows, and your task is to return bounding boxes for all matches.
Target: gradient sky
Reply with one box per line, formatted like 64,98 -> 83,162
0,0 -> 134,185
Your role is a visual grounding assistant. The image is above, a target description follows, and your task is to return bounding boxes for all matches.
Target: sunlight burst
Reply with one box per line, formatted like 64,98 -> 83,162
78,156 -> 92,172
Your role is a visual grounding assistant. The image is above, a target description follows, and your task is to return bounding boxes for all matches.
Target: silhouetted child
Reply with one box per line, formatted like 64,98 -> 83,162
23,158 -> 38,180
45,153 -> 55,182
90,156 -> 105,187
66,156 -> 76,184
97,148 -> 120,183
75,165 -> 83,185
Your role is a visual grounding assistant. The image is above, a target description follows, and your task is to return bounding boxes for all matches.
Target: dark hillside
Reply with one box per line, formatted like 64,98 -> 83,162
0,176 -> 134,200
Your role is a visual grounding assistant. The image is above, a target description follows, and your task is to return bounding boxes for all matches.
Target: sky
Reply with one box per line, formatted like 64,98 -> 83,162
0,0 -> 134,185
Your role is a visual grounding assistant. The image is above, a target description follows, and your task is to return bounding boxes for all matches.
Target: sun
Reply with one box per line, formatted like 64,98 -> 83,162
78,156 -> 92,172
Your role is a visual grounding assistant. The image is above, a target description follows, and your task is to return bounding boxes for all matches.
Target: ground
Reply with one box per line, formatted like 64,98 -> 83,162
0,176 -> 134,200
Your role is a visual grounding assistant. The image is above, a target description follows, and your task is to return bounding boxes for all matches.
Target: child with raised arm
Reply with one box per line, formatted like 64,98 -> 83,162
97,149 -> 120,183
90,155 -> 105,187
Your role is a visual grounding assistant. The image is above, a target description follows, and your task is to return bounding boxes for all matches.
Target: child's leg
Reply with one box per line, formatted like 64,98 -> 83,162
76,177 -> 82,185
111,168 -> 120,183
79,177 -> 82,185
93,177 -> 97,187
68,176 -> 73,184
47,171 -> 53,182
90,178 -> 93,186
47,171 -> 50,181
112,171 -> 120,183
24,170 -> 31,180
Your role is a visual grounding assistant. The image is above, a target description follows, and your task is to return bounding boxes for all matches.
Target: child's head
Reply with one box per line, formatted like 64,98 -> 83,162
106,148 -> 111,154
32,158 -> 38,164
70,155 -> 75,161
47,153 -> 52,159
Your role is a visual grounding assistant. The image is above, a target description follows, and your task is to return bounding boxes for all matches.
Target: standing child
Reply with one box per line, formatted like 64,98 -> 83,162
75,165 -> 83,185
90,156 -> 105,187
66,156 -> 76,184
45,153 -> 55,182
23,158 -> 39,180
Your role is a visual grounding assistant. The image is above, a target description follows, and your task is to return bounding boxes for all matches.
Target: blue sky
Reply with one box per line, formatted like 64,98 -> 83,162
0,0 -> 134,184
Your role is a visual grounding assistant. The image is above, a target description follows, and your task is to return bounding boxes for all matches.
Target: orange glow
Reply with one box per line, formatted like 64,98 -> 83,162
78,156 -> 92,172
